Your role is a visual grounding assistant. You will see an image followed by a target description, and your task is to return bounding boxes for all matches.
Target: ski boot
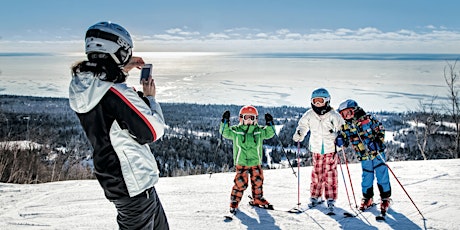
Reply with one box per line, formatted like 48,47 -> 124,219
380,198 -> 391,215
376,198 -> 392,221
249,196 -> 273,210
326,199 -> 335,215
308,197 -> 323,208
229,199 -> 239,213
359,197 -> 373,211
225,207 -> 238,221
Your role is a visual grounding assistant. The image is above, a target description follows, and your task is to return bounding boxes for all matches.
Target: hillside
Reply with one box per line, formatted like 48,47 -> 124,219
0,158 -> 458,229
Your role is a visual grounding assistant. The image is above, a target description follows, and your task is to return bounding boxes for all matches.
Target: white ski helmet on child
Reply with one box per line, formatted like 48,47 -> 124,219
85,21 -> 133,67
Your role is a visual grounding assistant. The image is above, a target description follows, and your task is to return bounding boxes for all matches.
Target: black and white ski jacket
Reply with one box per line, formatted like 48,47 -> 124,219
69,72 -> 165,200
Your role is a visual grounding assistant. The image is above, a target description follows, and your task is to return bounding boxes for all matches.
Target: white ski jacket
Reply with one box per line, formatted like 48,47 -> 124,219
295,109 -> 344,154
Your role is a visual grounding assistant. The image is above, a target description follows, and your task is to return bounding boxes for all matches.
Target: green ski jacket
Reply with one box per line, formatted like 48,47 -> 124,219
220,122 -> 275,166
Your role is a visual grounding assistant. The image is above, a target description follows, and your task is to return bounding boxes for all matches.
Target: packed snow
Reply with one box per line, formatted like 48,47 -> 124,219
0,158 -> 459,230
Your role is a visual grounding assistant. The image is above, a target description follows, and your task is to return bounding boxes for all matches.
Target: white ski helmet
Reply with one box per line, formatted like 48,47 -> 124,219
85,21 -> 133,67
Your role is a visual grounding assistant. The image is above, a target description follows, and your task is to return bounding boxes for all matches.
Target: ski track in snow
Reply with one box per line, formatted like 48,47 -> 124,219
0,159 -> 459,230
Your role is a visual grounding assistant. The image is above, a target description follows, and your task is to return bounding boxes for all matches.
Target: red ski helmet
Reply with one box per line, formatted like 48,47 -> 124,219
239,105 -> 258,124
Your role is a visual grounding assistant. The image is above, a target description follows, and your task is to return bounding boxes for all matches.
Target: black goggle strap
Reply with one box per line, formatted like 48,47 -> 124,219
86,29 -> 119,44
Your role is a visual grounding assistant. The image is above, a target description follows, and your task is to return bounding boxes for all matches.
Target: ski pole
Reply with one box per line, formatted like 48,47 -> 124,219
211,120 -> 228,177
336,147 -> 353,211
216,119 -> 227,150
341,146 -> 358,208
269,121 -> 297,177
297,141 -> 301,207
376,152 -> 426,220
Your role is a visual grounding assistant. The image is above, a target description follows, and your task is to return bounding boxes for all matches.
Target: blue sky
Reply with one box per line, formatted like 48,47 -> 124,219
1,0 -> 459,53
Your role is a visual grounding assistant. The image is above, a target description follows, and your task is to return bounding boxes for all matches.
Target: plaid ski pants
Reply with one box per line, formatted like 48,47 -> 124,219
310,152 -> 338,200
230,165 -> 267,208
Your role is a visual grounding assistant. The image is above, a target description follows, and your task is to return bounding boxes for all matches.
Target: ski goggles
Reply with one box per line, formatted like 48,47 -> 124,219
339,108 -> 354,119
241,114 -> 257,121
311,97 -> 327,106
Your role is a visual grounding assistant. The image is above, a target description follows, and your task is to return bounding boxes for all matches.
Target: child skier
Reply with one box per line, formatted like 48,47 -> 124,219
292,88 -> 344,213
335,99 -> 392,216
220,105 -> 275,214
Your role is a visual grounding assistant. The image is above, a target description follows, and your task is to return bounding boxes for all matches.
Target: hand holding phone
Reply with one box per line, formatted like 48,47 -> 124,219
140,64 -> 153,83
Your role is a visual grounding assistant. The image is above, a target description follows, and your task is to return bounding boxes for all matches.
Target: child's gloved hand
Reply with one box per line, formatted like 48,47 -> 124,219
335,135 -> 344,147
265,113 -> 273,126
292,130 -> 304,142
222,110 -> 230,123
368,141 -> 380,151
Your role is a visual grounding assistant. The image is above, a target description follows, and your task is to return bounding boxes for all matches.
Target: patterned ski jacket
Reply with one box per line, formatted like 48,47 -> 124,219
69,71 -> 165,199
338,108 -> 385,161
295,109 -> 344,154
220,123 -> 275,166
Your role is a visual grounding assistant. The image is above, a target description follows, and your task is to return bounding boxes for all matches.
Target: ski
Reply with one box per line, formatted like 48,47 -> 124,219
376,208 -> 388,221
307,200 -> 325,208
343,212 -> 356,218
376,214 -> 386,221
248,202 -> 274,210
288,207 -> 304,213
224,208 -> 238,221
287,200 -> 323,214
224,214 -> 234,221
325,204 -> 336,216
358,202 -> 377,212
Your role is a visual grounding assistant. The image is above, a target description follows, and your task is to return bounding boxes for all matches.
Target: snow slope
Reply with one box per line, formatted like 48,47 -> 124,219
0,159 -> 459,230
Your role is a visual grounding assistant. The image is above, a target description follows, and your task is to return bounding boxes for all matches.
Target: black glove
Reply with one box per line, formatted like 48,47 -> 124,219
265,113 -> 273,126
222,110 -> 230,123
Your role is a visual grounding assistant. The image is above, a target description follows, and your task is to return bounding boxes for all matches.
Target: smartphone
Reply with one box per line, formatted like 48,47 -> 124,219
140,64 -> 153,83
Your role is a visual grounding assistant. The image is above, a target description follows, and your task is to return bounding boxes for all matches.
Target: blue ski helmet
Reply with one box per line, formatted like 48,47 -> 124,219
311,88 -> 330,101
338,99 -> 358,112
85,21 -> 133,67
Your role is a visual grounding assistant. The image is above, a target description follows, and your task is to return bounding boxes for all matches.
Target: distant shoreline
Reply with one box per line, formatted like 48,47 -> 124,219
0,94 -> 305,111
1,52 -> 459,61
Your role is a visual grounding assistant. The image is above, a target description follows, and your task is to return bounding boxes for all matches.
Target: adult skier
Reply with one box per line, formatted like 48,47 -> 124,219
335,99 -> 391,215
220,105 -> 275,214
292,88 -> 344,213
69,21 -> 169,229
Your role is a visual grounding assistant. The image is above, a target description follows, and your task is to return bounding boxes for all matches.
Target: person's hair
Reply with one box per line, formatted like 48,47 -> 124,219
71,53 -> 127,83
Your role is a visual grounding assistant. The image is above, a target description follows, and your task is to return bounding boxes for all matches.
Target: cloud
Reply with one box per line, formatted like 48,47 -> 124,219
276,29 -> 290,35
152,34 -> 186,41
2,26 -> 460,53
207,33 -> 230,39
335,28 -> 354,36
356,27 -> 382,35
285,33 -> 302,40
224,27 -> 258,33
166,28 -> 200,36
256,33 -> 268,38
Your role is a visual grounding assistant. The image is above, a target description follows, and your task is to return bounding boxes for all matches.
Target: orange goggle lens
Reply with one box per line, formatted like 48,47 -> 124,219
312,97 -> 325,104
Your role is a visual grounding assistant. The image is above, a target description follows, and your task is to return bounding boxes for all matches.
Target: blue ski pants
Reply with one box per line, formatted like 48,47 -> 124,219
360,152 -> 391,198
